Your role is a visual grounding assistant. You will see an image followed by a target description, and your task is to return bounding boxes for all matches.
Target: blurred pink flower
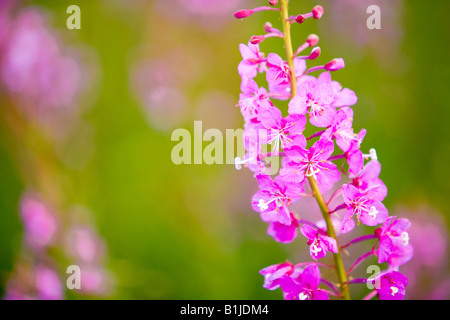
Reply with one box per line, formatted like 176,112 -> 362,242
393,205 -> 449,300
36,266 -> 64,300
66,226 -> 106,264
0,9 -> 81,113
20,193 -> 58,250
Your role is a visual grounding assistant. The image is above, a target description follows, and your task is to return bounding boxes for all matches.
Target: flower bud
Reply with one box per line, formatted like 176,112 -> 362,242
306,34 -> 319,47
234,9 -> 253,19
325,58 -> 345,71
269,0 -> 278,6
312,5 -> 324,19
309,47 -> 321,60
250,35 -> 265,44
264,22 -> 273,33
295,14 -> 305,24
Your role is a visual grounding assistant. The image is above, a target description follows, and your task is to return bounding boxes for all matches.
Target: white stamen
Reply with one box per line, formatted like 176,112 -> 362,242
306,165 -> 320,179
311,244 -> 322,256
400,232 -> 409,246
390,286 -> 398,296
368,206 -> 378,219
257,199 -> 269,211
369,148 -> 377,161
234,156 -> 255,170
299,292 -> 308,300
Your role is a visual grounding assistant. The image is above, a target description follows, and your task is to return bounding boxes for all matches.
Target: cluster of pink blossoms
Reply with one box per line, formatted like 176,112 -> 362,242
234,1 -> 412,300
4,193 -> 113,300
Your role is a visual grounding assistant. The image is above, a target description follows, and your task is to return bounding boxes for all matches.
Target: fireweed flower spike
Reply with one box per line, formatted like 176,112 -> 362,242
233,1 -> 412,300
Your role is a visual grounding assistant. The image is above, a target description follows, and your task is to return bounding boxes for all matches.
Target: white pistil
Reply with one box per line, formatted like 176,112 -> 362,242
311,243 -> 322,256
400,232 -> 409,246
368,206 -> 378,219
390,286 -> 398,296
258,199 -> 269,211
234,156 -> 256,170
306,164 -> 320,180
299,292 -> 309,300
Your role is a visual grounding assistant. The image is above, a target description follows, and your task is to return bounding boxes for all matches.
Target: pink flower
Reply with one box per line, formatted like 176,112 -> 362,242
238,41 -> 266,80
1,10 -> 81,112
345,129 -> 366,177
288,79 -> 336,127
341,184 -> 389,233
300,225 -> 338,260
269,57 -> 306,99
258,106 -> 306,151
280,139 -> 340,186
259,262 -> 297,290
237,78 -> 272,121
322,107 -> 356,152
279,264 -> 329,300
252,174 -> 303,226
266,53 -> 291,86
35,266 -> 63,300
20,194 -> 58,250
316,72 -> 357,108
266,212 -> 299,243
375,217 -> 413,267
351,160 -> 387,201
375,271 -> 408,300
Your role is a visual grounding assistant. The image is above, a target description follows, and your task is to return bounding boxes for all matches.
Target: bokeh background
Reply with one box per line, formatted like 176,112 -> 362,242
0,0 -> 449,299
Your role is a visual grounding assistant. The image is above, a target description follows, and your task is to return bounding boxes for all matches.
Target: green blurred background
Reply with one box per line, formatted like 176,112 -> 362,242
0,0 -> 449,299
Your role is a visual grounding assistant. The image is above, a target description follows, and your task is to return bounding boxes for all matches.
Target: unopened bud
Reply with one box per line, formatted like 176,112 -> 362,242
312,5 -> 324,19
295,14 -> 305,24
264,22 -> 273,33
306,34 -> 319,47
325,58 -> 345,71
269,0 -> 278,6
309,47 -> 321,60
234,9 -> 253,19
250,35 -> 265,44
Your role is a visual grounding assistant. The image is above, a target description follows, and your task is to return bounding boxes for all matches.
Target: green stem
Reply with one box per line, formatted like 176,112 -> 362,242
280,0 -> 297,98
308,176 -> 350,300
279,0 -> 350,299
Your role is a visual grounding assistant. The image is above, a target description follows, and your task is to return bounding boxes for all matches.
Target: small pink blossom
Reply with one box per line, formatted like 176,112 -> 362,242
300,225 -> 338,260
341,184 -> 389,233
375,271 -> 408,300
288,79 -> 336,127
279,264 -> 329,300
280,139 -> 340,186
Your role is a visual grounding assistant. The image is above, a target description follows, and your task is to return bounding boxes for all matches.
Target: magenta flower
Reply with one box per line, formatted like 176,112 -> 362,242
316,72 -> 357,108
322,107 -> 356,152
300,225 -> 338,260
252,174 -> 303,225
279,264 -> 329,300
345,129 -> 366,177
258,106 -> 306,151
266,53 -> 291,86
259,262 -> 296,290
266,212 -> 299,243
280,138 -> 340,186
351,159 -> 387,201
238,41 -> 266,80
238,78 -> 272,121
341,184 -> 389,233
269,57 -> 306,99
375,217 -> 413,267
375,271 -> 408,300
288,79 -> 336,127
